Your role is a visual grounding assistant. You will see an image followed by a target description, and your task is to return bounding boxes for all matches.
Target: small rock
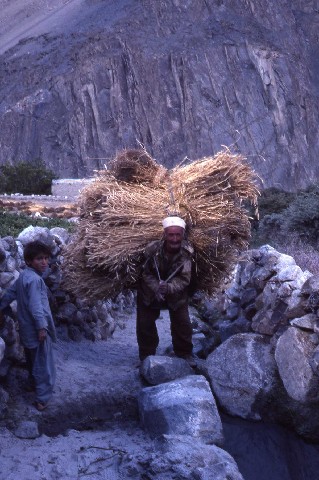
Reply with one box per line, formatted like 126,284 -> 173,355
14,421 -> 40,439
140,355 -> 194,385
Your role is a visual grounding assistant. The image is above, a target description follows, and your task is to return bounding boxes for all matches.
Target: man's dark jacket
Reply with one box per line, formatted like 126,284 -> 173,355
138,239 -> 194,311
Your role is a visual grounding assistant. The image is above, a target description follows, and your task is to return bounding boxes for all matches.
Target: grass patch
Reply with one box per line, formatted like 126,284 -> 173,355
277,236 -> 319,274
0,210 -> 75,238
250,184 -> 319,274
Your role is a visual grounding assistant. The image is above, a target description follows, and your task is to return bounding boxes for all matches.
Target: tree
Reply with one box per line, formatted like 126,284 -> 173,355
0,159 -> 57,195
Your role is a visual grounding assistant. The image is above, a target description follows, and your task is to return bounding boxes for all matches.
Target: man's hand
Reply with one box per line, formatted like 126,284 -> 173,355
158,281 -> 168,295
155,281 -> 168,302
38,328 -> 47,342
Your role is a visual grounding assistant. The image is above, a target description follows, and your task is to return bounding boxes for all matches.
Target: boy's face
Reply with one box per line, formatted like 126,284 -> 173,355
29,254 -> 49,274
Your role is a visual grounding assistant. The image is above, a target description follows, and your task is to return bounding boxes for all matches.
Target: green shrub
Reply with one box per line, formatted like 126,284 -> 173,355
278,235 -> 319,274
251,185 -> 319,249
0,210 -> 75,238
0,160 -> 57,195
0,171 -> 6,193
284,188 -> 319,244
250,213 -> 285,248
257,187 -> 296,219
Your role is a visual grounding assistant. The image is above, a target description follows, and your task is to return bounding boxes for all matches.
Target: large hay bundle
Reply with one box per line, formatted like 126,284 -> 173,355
108,148 -> 166,185
169,152 -> 259,292
62,148 -> 259,301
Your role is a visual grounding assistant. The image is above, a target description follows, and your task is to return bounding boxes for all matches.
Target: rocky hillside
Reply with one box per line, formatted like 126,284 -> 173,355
0,0 -> 318,191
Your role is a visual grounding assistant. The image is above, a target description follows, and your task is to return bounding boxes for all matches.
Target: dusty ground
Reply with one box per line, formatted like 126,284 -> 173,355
0,195 -> 79,218
0,309 -> 174,480
2,308 -> 319,480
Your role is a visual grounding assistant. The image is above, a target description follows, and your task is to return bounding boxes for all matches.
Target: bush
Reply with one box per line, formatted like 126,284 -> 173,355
284,188 -> 319,244
0,210 -> 75,238
257,187 -> 296,219
251,185 -> 319,247
0,160 -> 57,195
250,213 -> 285,248
278,235 -> 319,274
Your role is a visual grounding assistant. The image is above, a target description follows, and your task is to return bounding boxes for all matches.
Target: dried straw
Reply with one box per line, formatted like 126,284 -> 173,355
108,148 -> 167,185
165,149 -> 259,293
62,148 -> 259,301
63,173 -> 172,299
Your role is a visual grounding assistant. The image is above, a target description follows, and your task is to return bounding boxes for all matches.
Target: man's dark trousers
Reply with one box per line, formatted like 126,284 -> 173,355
136,292 -> 193,361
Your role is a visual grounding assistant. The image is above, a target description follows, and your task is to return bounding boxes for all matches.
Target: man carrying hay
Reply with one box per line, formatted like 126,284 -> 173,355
136,216 -> 196,367
62,148 -> 259,367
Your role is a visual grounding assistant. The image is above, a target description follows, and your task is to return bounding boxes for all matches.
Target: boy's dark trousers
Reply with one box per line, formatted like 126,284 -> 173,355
24,339 -> 56,404
24,347 -> 37,390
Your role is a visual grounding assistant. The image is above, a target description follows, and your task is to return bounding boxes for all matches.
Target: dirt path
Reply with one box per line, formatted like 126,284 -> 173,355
2,305 -> 319,480
0,310 -> 174,479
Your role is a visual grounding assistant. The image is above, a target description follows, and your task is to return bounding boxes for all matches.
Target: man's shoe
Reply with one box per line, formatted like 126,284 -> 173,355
179,354 -> 198,368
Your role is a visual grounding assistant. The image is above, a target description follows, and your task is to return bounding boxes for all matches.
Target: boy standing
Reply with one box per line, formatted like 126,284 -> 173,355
0,240 -> 56,411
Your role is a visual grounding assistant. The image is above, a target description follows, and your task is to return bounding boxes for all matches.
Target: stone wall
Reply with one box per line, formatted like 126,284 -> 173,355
202,244 -> 319,441
0,225 -> 135,381
51,179 -> 95,199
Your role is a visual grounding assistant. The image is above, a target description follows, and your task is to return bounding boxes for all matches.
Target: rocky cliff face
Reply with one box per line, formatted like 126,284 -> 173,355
0,0 -> 318,191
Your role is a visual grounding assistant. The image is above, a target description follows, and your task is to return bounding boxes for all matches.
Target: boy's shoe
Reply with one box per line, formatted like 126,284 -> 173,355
34,401 -> 48,411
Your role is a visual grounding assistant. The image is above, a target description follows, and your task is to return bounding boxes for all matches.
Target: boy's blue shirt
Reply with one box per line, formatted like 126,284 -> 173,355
0,266 -> 56,348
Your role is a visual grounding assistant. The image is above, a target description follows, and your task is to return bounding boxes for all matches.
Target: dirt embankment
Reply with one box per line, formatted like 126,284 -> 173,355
0,195 -> 79,219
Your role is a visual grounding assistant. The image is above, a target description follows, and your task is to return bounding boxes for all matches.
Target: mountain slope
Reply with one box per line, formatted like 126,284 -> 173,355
0,0 -> 318,190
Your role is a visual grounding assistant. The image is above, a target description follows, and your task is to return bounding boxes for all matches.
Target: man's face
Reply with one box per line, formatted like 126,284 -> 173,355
164,226 -> 184,253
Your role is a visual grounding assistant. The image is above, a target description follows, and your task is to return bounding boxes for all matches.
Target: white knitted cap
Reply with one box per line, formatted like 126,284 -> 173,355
162,216 -> 186,229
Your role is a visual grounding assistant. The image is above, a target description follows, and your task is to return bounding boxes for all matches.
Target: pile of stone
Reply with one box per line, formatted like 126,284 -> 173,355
138,359 -> 243,479
0,225 -> 134,375
203,244 -> 319,441
134,246 -> 319,476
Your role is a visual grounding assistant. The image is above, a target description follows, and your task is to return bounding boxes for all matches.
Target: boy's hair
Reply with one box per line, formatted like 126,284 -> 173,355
24,241 -> 52,264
